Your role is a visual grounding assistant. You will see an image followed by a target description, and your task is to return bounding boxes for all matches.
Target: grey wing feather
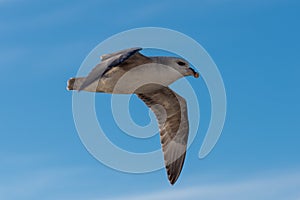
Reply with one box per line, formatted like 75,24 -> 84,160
101,47 -> 142,61
79,47 -> 143,91
137,85 -> 189,185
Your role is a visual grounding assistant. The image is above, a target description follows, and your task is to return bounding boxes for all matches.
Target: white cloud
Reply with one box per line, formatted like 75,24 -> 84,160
102,171 -> 300,200
1,153 -> 299,200
0,153 -> 86,200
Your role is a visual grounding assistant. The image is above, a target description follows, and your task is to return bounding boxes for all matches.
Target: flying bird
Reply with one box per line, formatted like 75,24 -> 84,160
67,47 -> 199,185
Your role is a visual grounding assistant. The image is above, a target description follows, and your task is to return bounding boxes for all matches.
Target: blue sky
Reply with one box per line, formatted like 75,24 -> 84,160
1,0 -> 300,199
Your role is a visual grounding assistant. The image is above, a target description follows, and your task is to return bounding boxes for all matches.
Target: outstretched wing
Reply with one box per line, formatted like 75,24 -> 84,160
137,86 -> 189,185
100,47 -> 142,61
79,47 -> 144,91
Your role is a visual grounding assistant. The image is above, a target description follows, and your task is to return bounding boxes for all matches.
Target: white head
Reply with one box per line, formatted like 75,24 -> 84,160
157,57 -> 199,78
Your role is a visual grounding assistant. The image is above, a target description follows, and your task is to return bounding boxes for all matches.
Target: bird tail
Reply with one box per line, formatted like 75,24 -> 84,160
67,77 -> 85,91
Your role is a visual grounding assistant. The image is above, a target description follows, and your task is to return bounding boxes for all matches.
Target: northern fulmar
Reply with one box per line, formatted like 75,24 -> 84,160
67,47 -> 199,185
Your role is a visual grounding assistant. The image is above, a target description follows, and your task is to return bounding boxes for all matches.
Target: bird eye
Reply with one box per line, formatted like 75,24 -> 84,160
177,61 -> 186,66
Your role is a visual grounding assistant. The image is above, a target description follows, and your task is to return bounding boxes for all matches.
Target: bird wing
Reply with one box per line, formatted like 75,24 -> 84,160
137,85 -> 189,185
100,47 -> 142,61
79,47 -> 147,91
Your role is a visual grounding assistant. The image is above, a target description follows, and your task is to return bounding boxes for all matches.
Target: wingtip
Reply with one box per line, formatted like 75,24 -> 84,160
169,179 -> 176,185
168,174 -> 179,185
166,165 -> 180,185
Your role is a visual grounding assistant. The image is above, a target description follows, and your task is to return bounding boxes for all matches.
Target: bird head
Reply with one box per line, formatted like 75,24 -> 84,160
168,58 -> 199,78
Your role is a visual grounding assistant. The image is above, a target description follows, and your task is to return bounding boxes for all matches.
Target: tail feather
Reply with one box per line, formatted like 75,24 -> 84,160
67,77 -> 85,91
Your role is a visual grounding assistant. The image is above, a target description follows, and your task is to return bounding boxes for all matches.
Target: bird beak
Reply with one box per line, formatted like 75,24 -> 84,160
189,67 -> 199,78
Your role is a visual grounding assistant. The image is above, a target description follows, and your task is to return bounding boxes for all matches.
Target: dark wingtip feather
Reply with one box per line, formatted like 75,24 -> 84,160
166,153 -> 186,185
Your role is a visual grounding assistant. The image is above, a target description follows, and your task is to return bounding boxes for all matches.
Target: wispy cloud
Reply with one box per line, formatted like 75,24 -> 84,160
102,170 -> 300,200
0,153 -> 87,200
3,152 -> 299,200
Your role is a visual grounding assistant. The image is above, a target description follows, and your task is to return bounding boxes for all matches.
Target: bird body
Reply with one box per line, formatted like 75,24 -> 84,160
67,47 -> 199,184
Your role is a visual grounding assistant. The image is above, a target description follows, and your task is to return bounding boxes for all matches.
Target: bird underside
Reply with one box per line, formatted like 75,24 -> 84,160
67,65 -> 183,94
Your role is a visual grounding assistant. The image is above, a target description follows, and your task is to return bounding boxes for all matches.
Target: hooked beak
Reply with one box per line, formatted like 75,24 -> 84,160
189,67 -> 199,78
